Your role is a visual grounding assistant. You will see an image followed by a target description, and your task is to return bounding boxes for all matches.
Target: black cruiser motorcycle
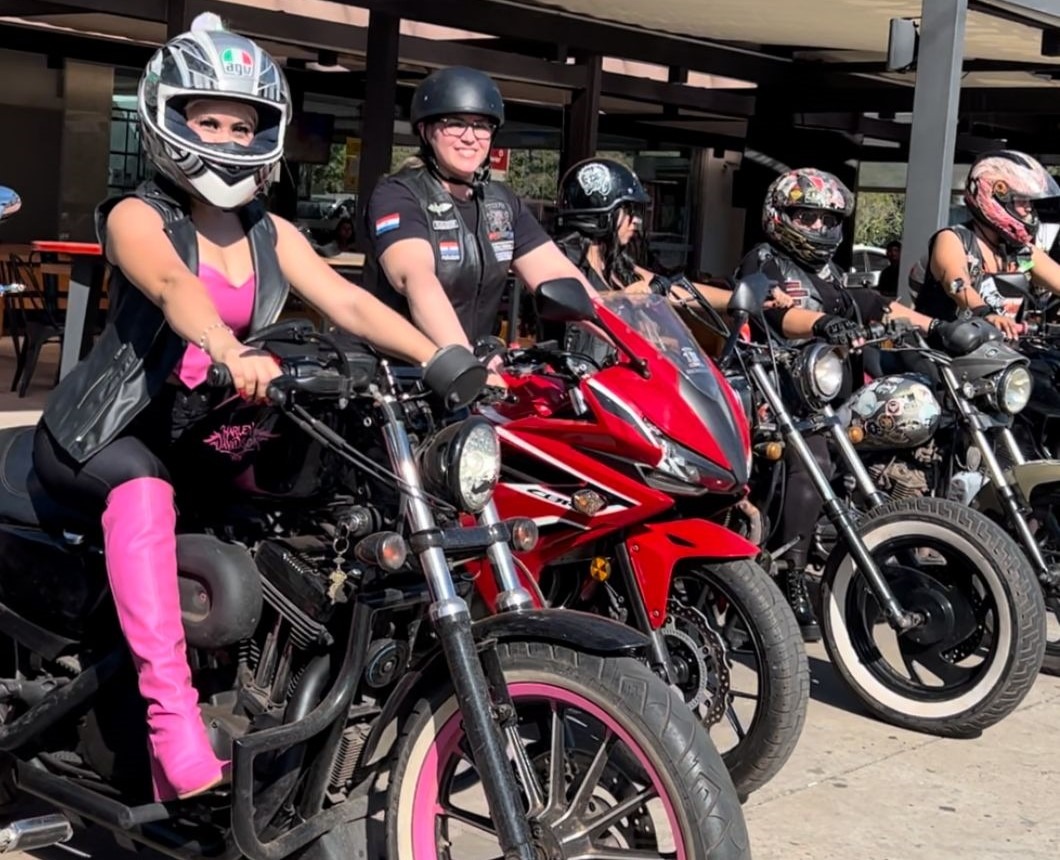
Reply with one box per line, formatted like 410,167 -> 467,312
678,277 -> 1045,738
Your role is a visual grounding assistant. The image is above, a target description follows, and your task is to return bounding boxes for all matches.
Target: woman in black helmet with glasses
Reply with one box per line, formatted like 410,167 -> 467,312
364,67 -> 594,380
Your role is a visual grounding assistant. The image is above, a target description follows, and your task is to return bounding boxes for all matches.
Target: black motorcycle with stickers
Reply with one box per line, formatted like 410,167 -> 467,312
681,278 -> 1045,737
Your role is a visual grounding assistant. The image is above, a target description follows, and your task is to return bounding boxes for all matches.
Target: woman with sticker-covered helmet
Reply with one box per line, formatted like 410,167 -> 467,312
363,67 -> 596,384
913,149 -> 1060,340
30,13 -> 478,803
736,167 -> 950,641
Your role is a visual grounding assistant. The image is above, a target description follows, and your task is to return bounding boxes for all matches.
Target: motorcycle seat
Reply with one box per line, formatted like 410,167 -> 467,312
0,426 -> 92,532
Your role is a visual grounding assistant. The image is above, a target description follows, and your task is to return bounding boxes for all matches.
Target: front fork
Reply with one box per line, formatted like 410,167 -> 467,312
748,363 -> 921,632
936,368 -> 1060,589
381,405 -> 536,860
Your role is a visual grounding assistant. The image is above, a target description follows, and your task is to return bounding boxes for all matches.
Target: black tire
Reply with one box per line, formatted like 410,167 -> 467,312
385,641 -> 751,859
674,561 -> 809,798
820,497 -> 1046,737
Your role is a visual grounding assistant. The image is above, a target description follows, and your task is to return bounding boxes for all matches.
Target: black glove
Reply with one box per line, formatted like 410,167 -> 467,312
811,314 -> 863,347
422,345 -> 488,411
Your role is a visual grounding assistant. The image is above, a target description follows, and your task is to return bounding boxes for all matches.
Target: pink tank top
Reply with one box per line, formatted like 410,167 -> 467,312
175,263 -> 256,389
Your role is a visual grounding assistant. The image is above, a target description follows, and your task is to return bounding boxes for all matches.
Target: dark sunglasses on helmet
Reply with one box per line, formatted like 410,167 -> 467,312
791,208 -> 841,229
436,117 -> 497,141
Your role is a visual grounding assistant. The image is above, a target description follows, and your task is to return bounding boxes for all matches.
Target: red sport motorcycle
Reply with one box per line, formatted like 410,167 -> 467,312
473,280 -> 809,799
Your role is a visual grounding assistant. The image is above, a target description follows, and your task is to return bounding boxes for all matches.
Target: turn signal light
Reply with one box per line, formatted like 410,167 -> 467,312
354,532 -> 408,571
848,425 -> 865,444
509,517 -> 539,552
590,557 -> 612,582
571,489 -> 607,515
755,441 -> 784,461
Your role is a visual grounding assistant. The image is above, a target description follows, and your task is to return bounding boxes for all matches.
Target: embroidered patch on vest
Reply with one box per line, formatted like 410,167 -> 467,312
439,240 -> 461,262
432,218 -> 459,231
427,201 -> 453,215
486,201 -> 514,262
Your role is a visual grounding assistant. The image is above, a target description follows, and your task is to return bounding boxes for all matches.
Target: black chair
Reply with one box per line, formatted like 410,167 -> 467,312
5,253 -> 64,397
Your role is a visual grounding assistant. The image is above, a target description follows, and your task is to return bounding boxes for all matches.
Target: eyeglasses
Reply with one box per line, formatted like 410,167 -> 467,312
791,209 -> 841,229
436,117 -> 497,141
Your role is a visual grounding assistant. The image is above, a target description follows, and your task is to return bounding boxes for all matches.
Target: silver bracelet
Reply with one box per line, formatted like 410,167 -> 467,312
198,321 -> 232,353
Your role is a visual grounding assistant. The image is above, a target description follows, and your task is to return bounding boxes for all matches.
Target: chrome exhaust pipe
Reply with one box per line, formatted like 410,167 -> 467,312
0,814 -> 73,853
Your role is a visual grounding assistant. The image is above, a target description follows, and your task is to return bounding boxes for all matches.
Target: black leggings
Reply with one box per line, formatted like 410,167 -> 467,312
32,386 -> 216,518
776,433 -> 833,571
33,425 -> 171,517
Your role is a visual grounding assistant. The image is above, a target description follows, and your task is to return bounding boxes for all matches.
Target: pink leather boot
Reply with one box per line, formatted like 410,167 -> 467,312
101,477 -> 227,801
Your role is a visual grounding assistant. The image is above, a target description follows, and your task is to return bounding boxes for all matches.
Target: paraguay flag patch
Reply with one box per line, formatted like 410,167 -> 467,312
439,240 -> 461,261
375,213 -> 401,235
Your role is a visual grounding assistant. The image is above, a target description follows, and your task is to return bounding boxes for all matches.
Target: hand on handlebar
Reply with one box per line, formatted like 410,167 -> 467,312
985,313 -> 1021,341
218,344 -> 282,402
812,314 -> 865,349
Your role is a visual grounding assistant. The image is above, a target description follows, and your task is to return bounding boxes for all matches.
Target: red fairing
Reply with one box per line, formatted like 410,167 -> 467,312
624,520 -> 760,629
481,293 -> 756,630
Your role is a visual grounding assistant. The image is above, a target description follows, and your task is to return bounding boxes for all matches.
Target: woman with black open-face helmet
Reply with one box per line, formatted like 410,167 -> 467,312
363,67 -> 595,381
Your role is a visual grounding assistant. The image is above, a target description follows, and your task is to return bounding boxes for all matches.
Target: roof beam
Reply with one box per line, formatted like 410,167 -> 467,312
334,0 -> 794,84
599,72 -> 755,117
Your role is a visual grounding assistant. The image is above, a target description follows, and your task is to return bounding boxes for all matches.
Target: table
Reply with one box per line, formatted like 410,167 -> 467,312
31,240 -> 105,380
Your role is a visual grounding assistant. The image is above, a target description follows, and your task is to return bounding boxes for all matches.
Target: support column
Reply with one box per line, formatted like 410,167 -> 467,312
897,0 -> 968,304
559,54 -> 602,179
56,61 -> 113,241
356,10 -> 400,251
166,0 -> 194,38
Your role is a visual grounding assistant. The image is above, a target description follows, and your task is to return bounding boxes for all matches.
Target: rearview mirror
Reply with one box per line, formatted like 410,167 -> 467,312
535,278 -> 598,323
0,187 -> 21,223
990,272 -> 1033,299
727,273 -> 774,317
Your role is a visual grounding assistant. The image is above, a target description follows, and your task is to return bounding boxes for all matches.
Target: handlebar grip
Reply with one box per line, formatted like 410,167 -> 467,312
265,377 -> 296,407
207,363 -> 233,389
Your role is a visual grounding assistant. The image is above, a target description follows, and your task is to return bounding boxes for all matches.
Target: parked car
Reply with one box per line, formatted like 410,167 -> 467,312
843,244 -> 889,288
295,194 -> 357,243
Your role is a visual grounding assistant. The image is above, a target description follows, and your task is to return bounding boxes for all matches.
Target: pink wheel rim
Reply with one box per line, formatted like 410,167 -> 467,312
409,680 -> 687,859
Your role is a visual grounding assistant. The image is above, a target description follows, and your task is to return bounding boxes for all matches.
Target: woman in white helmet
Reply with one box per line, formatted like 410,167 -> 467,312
31,13 -> 472,802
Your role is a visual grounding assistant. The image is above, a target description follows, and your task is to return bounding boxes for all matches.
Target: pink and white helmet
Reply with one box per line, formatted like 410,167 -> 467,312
964,150 -> 1060,249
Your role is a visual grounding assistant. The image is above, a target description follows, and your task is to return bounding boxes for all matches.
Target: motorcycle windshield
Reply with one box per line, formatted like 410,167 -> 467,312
596,292 -> 722,400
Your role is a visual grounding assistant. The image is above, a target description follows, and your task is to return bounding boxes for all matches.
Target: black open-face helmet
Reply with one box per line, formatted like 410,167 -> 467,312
410,67 -> 504,191
555,158 -> 650,238
410,66 -> 505,129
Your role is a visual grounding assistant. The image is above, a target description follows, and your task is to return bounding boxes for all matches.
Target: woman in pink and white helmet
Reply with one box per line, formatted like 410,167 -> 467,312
913,150 -> 1060,338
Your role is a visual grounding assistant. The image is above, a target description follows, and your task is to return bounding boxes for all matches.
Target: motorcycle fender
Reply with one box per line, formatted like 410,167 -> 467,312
971,459 -> 1060,515
360,609 -> 648,766
624,519 -> 760,630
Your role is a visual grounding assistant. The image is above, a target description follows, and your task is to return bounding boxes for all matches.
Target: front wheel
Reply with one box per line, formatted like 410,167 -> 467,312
820,497 -> 1045,737
386,641 -> 751,859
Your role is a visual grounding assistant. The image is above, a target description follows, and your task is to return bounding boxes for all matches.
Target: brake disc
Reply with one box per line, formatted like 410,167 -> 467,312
662,600 -> 732,726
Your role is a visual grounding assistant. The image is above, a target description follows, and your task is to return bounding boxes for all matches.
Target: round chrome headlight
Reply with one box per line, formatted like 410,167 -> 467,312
996,364 -> 1032,414
794,342 -> 844,407
420,417 -> 501,513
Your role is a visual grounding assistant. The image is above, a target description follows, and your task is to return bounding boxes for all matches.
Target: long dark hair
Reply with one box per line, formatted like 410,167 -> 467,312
557,207 -> 640,289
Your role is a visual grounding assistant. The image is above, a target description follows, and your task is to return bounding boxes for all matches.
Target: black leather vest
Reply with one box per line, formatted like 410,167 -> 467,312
745,242 -> 845,317
40,180 -> 289,464
913,224 -> 991,322
363,167 -> 516,343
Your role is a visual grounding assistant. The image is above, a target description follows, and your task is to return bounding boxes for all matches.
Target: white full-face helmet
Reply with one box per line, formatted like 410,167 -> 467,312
137,13 -> 292,210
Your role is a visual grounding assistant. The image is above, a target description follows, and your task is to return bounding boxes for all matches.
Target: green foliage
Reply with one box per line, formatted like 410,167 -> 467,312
853,192 -> 904,247
307,144 -> 347,194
